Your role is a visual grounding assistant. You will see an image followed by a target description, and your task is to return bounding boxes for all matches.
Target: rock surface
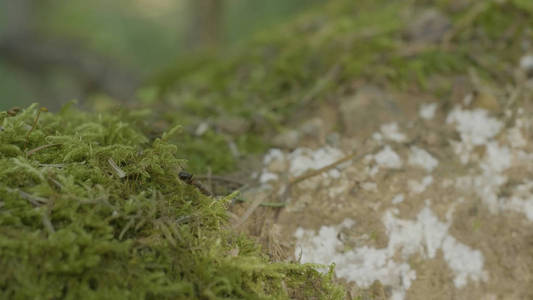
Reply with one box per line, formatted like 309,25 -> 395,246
247,84 -> 533,299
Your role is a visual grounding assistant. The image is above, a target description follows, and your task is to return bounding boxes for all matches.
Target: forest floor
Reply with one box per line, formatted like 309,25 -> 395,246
141,1 -> 533,298
6,1 -> 533,299
230,66 -> 533,299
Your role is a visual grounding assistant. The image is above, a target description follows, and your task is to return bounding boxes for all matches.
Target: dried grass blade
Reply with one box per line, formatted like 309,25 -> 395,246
108,158 -> 126,178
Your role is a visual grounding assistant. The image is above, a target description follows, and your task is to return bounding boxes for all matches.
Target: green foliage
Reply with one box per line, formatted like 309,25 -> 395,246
151,0 -> 533,173
0,105 -> 344,299
177,130 -> 236,174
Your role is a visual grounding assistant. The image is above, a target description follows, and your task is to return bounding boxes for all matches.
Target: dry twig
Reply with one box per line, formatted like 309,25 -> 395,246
9,188 -> 48,206
25,107 -> 47,146
232,193 -> 266,229
41,212 -> 55,234
195,175 -> 246,187
108,158 -> 126,178
442,1 -> 491,47
233,145 -> 385,227
290,144 -> 384,186
27,143 -> 61,157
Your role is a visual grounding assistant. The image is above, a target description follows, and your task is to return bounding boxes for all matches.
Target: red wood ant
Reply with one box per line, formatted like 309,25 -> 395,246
179,171 -> 211,196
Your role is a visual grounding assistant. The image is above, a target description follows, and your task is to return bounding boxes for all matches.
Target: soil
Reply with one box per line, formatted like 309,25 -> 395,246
230,75 -> 533,299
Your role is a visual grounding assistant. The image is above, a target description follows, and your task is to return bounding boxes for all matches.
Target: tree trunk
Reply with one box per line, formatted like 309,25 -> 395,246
187,0 -> 224,49
4,0 -> 33,36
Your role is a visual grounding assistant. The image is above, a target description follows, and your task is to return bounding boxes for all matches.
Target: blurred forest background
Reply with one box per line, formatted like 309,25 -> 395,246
0,0 -> 324,110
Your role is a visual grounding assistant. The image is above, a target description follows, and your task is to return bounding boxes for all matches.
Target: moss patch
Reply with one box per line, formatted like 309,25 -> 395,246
0,104 -> 344,299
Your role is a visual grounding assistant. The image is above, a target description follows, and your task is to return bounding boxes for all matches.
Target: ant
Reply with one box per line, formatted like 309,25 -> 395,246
7,107 -> 21,116
178,171 -> 211,196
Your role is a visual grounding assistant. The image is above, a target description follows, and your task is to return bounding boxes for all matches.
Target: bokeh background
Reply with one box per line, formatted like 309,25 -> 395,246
0,0 -> 324,110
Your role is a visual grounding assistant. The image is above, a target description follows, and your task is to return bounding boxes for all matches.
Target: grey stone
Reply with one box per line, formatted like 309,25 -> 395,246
272,130 -> 300,149
405,9 -> 451,43
326,132 -> 341,147
215,117 -> 250,135
299,118 -> 324,137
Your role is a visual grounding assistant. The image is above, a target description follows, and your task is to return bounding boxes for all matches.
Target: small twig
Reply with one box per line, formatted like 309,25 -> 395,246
25,107 -> 48,145
176,215 -> 193,224
26,143 -> 61,157
225,211 -> 240,222
134,218 -> 147,231
38,163 -> 66,168
119,218 -> 135,240
290,145 -> 384,186
299,63 -> 341,107
273,144 -> 385,208
232,193 -> 267,229
227,184 -> 251,205
178,171 -> 212,196
20,190 -> 48,206
8,188 -> 48,206
39,161 -> 86,168
234,145 -> 386,226
233,198 -> 287,208
194,175 -> 246,187
108,158 -> 126,178
465,55 -> 507,84
397,43 -> 438,58
207,167 -> 213,195
441,1 -> 491,47
47,176 -> 64,190
232,141 -> 395,227
41,212 -> 55,235
154,219 -> 177,247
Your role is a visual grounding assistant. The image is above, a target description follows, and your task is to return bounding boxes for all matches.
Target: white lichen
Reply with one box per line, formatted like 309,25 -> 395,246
288,146 -> 344,177
374,146 -> 402,169
519,54 -> 533,71
408,146 -> 439,172
392,194 -> 405,204
408,176 -> 433,194
294,207 -> 487,300
419,103 -> 438,120
380,123 -> 407,142
446,107 -> 503,147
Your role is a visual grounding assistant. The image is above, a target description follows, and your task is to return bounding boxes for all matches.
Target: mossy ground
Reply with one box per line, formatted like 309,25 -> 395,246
3,0 -> 533,298
0,104 -> 344,299
142,0 -> 532,174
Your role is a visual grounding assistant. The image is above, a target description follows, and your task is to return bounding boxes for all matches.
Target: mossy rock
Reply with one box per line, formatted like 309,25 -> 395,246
0,104 -> 344,299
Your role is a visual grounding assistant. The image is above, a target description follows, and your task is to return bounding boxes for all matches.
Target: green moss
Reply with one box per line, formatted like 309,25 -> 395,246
0,104 -> 344,299
177,130 -> 236,174
146,0 -> 532,174
4,1 -> 529,297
